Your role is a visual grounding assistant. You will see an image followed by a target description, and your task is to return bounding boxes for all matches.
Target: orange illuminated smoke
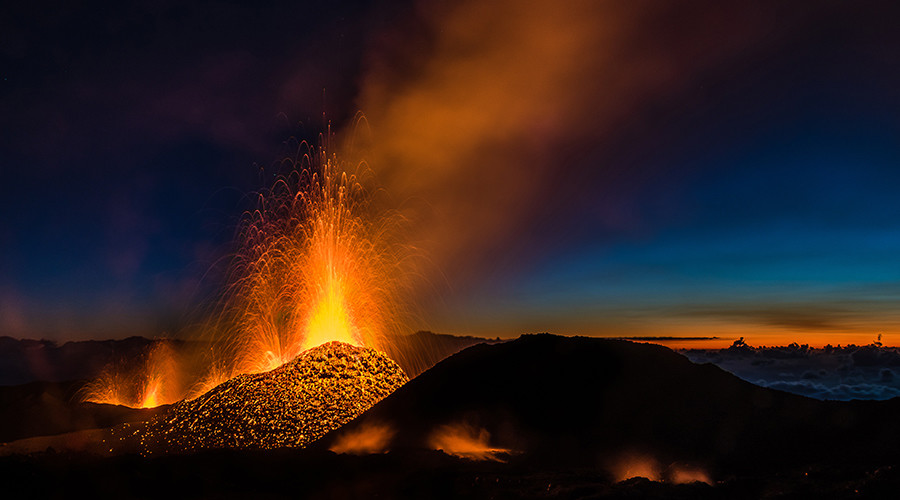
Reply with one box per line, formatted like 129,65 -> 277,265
613,455 -> 662,482
429,423 -> 511,461
669,465 -> 712,485
81,341 -> 183,409
216,141 -> 412,377
610,454 -> 712,485
329,421 -> 396,455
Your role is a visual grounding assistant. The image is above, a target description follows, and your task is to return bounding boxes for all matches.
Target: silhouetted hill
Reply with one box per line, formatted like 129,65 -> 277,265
321,334 -> 900,475
386,331 -> 501,378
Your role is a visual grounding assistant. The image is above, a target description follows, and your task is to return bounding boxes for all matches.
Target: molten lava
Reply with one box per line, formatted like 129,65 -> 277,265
216,142 -> 412,379
81,341 -> 183,409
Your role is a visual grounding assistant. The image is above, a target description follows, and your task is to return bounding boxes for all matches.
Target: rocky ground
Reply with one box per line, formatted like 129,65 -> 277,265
120,341 -> 407,454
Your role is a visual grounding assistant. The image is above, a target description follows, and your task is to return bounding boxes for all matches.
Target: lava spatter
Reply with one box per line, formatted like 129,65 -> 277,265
133,341 -> 407,454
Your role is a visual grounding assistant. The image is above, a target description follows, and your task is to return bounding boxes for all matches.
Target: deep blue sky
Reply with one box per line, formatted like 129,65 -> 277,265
2,0 -> 900,345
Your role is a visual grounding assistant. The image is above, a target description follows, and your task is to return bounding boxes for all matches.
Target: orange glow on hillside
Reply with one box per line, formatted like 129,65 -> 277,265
429,423 -> 511,461
610,455 -> 712,484
669,465 -> 712,485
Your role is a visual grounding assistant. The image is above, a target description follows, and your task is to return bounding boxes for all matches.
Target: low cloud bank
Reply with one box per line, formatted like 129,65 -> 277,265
683,342 -> 900,401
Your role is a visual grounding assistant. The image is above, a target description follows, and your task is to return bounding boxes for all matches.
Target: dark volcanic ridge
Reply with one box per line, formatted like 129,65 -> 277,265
320,334 -> 900,475
125,341 -> 408,454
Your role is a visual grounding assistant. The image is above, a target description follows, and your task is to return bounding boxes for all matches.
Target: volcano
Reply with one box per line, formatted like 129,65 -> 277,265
8,335 -> 900,498
131,341 -> 407,454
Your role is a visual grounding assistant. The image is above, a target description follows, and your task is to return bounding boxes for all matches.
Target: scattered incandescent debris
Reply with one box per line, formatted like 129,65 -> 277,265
128,342 -> 407,454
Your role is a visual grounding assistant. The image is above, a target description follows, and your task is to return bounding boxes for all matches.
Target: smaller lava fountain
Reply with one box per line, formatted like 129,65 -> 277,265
80,341 -> 184,409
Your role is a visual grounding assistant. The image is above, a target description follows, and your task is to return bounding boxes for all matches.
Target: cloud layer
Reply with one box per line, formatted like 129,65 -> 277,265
684,343 -> 900,401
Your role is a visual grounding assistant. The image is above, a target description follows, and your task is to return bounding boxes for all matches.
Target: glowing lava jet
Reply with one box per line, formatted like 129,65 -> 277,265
81,341 -> 183,409
211,140 -> 412,380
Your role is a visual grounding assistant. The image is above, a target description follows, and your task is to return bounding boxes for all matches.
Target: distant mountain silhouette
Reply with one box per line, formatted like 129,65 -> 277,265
320,334 -> 900,475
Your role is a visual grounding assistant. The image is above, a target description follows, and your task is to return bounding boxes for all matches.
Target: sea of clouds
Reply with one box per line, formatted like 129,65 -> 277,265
683,342 -> 900,400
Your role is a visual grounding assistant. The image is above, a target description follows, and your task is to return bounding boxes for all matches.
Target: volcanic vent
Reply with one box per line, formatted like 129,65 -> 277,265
134,342 -> 407,453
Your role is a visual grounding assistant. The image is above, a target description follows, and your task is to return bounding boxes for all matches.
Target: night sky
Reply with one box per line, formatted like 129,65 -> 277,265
3,0 -> 900,346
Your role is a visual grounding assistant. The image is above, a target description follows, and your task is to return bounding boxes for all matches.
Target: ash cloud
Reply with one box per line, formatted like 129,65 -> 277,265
348,0 -> 773,289
684,343 -> 900,401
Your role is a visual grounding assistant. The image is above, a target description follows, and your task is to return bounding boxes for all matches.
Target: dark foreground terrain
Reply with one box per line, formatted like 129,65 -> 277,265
3,334 -> 900,498
7,446 -> 900,499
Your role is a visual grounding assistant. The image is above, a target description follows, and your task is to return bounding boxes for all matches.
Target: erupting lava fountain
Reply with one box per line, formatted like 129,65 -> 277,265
85,137 -> 418,411
211,139 -> 414,380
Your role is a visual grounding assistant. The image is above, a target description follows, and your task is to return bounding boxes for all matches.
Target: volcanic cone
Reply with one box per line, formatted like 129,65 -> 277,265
135,341 -> 407,453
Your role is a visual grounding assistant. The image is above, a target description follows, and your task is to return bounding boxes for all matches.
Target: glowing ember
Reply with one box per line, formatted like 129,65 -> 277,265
132,342 -> 407,454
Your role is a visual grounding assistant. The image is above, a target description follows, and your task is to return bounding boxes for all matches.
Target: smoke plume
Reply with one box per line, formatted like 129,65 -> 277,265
349,0 -> 772,293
